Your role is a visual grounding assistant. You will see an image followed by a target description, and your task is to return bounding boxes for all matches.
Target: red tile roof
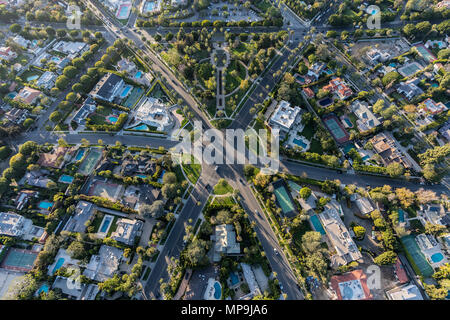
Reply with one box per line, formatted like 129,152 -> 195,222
330,269 -> 373,300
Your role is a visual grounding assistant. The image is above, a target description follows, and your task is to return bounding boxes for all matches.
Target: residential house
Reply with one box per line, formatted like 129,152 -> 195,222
352,194 -> 374,216
386,283 -> 424,300
420,98 -> 448,115
370,133 -> 410,168
110,218 -> 143,246
63,201 -> 95,233
213,224 -> 241,262
323,77 -> 353,100
15,190 -> 39,210
35,71 -> 57,90
4,107 -> 29,124
268,100 -> 301,134
396,78 -> 423,100
303,87 -> 314,99
0,47 -> 17,62
14,86 -> 41,105
132,97 -> 174,132
330,269 -> 372,300
418,204 -> 450,227
89,73 -> 124,102
350,100 -> 380,132
52,276 -> 99,300
72,97 -> 97,125
319,205 -> 362,267
83,245 -> 124,282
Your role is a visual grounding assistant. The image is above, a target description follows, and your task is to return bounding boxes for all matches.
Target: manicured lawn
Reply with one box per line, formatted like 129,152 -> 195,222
181,155 -> 201,184
299,125 -> 314,140
309,138 -> 323,153
213,180 -> 234,195
212,196 -> 236,206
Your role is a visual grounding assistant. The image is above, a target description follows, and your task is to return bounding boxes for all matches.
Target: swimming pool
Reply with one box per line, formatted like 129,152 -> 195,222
135,71 -> 143,79
52,257 -> 65,275
100,216 -> 113,233
75,148 -> 85,161
343,118 -> 353,127
107,115 -> 118,123
398,209 -> 405,223
431,252 -> 444,263
213,282 -> 222,299
229,272 -> 239,286
295,74 -> 305,83
136,174 -> 147,179
59,174 -> 74,184
157,169 -> 166,184
120,85 -> 133,98
293,138 -> 307,149
6,92 -> 17,99
131,124 -> 149,131
116,3 -> 131,19
37,284 -> 49,295
144,1 -> 156,12
274,185 -> 295,215
38,201 -> 53,210
310,215 -> 326,235
27,75 -> 39,82
318,97 -> 332,107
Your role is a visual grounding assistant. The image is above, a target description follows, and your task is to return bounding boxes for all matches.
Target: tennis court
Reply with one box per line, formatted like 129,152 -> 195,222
398,62 -> 423,77
401,235 -> 434,277
122,87 -> 143,108
78,148 -> 103,175
323,116 -> 349,143
272,180 -> 296,217
0,248 -> 38,272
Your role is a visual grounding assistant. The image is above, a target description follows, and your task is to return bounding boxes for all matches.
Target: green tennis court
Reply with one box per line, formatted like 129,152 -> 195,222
401,235 -> 434,277
274,185 -> 295,215
1,248 -> 38,272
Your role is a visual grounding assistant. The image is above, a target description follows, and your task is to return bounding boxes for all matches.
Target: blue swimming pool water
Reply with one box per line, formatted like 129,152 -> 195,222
59,174 -> 74,184
293,138 -> 307,149
343,143 -> 356,154
310,215 -> 326,235
136,174 -> 147,179
318,97 -> 332,107
229,272 -> 239,286
144,1 -> 155,11
6,92 -> 17,99
361,155 -> 370,161
38,201 -> 53,210
343,118 -> 353,127
120,85 -> 132,98
295,74 -> 305,83
52,258 -> 65,275
37,284 -> 49,295
431,252 -> 444,263
108,116 -> 118,123
100,217 -> 112,233
75,149 -> 85,161
157,169 -> 166,183
398,209 -> 405,223
132,124 -> 149,131
213,282 -> 221,299
135,71 -> 143,79
27,75 -> 39,82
